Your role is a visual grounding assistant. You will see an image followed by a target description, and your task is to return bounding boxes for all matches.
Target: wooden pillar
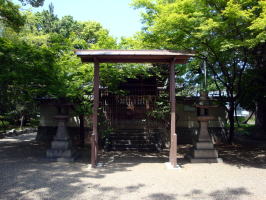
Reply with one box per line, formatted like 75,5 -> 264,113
91,59 -> 99,168
169,58 -> 177,167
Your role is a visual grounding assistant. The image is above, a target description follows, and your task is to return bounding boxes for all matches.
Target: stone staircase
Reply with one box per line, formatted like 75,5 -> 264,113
105,129 -> 162,152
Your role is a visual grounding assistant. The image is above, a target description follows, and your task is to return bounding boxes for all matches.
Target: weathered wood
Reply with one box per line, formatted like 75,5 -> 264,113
74,49 -> 194,167
80,57 -> 188,64
169,59 -> 177,167
75,50 -> 194,64
91,59 -> 100,168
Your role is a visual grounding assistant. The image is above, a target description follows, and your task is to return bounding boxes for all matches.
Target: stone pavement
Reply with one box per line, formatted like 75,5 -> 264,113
0,132 -> 266,200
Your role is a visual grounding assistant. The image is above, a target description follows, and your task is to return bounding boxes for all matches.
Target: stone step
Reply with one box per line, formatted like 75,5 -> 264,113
115,128 -> 161,133
46,149 -> 74,158
109,133 -> 151,136
109,135 -> 154,140
51,140 -> 70,150
190,158 -> 223,163
112,144 -> 156,148
112,140 -> 156,145
112,132 -> 159,136
106,128 -> 162,152
195,142 -> 214,149
198,138 -> 212,142
115,129 -> 146,133
110,146 -> 158,152
193,149 -> 218,158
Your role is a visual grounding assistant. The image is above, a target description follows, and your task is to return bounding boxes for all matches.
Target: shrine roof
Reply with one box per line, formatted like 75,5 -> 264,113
75,49 -> 194,64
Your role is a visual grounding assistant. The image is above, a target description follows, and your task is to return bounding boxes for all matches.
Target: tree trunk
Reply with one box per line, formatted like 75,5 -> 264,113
254,99 -> 266,139
20,115 -> 24,130
252,43 -> 266,139
79,114 -> 85,147
235,107 -> 240,127
228,101 -> 235,144
243,110 -> 254,124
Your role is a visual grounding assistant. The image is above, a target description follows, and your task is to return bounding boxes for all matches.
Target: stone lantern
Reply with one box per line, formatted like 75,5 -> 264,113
190,91 -> 222,163
46,102 -> 76,162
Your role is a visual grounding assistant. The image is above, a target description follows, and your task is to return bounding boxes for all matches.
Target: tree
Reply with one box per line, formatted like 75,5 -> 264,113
240,42 -> 266,138
241,1 -> 266,138
0,4 -> 151,131
132,0 -> 266,143
57,15 -> 82,38
34,3 -> 59,34
0,36 -> 58,127
18,0 -> 45,7
0,0 -> 25,31
79,21 -> 117,49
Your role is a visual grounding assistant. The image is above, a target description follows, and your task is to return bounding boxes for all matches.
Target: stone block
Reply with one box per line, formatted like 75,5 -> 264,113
196,142 -> 214,149
46,149 -> 73,158
194,149 -> 218,158
190,158 -> 223,163
51,140 -> 70,150
57,157 -> 75,162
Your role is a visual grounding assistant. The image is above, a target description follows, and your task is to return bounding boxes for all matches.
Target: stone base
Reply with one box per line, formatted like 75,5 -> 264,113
46,149 -> 77,162
190,158 -> 223,163
51,140 -> 70,149
190,140 -> 222,163
46,139 -> 77,162
195,142 -> 214,149
194,149 -> 218,158
164,162 -> 181,170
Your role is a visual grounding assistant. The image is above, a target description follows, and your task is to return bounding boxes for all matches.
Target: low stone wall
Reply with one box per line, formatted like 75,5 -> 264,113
36,126 -> 227,147
0,128 -> 38,139
37,126 -> 92,145
176,127 -> 228,144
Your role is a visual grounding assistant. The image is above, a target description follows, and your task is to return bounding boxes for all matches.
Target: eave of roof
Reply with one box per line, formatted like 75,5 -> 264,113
75,49 -> 194,64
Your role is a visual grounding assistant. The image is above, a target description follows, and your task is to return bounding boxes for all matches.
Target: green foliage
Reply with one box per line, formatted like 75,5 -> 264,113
34,3 -> 59,34
148,92 -> 170,121
0,0 -> 25,31
0,4 -> 153,129
235,124 -> 255,136
18,0 -> 45,7
132,0 -> 266,142
0,115 -> 9,130
0,35 -> 58,126
100,63 -> 151,93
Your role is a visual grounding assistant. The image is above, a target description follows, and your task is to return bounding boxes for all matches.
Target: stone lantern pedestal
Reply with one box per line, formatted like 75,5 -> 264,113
190,92 -> 222,163
46,106 -> 76,162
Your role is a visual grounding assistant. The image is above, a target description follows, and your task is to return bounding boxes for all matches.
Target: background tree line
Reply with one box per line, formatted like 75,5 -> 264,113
131,0 -> 266,143
0,0 -> 266,143
0,0 -> 150,130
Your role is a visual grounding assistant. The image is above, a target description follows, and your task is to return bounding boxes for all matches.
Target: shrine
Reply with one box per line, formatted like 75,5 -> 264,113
75,49 -> 194,168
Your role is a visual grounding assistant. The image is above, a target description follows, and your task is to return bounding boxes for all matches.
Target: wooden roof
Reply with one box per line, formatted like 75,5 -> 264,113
75,49 -> 194,64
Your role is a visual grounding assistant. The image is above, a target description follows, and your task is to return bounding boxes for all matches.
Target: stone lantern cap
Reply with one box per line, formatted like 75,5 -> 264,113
196,91 -> 219,108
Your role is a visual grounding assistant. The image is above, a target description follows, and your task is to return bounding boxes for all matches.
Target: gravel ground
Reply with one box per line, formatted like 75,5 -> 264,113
0,133 -> 266,200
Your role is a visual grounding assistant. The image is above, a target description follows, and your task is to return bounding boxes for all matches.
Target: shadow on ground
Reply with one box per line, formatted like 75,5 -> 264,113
0,134 -> 169,199
216,144 -> 266,169
146,187 -> 252,200
0,133 -> 263,200
173,144 -> 266,169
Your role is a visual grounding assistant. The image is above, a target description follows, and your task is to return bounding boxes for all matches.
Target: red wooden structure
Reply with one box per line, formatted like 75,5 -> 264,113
75,50 -> 194,168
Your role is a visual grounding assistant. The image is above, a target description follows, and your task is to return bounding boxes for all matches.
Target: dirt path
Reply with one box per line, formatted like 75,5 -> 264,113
0,133 -> 266,200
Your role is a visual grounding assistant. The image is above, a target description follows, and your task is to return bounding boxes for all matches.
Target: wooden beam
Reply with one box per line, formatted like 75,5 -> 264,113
91,59 -> 100,168
80,56 -> 188,64
169,58 -> 177,167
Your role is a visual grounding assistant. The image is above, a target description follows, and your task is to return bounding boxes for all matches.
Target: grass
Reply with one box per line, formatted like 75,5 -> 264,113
0,121 -> 10,132
235,124 -> 255,136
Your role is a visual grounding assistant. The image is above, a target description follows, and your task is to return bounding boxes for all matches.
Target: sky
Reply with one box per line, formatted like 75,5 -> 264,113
14,0 -> 143,38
